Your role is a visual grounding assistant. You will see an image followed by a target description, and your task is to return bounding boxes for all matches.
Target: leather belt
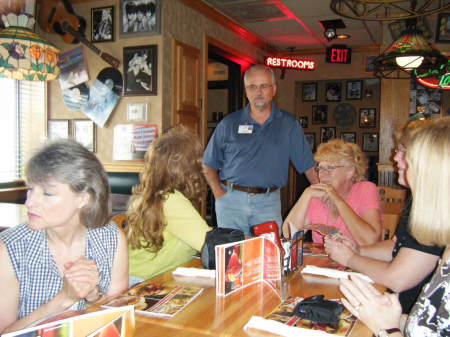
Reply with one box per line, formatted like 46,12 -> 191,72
221,180 -> 278,194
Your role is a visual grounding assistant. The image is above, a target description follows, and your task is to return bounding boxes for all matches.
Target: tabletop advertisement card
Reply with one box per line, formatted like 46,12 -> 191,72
265,296 -> 356,336
104,283 -> 203,318
215,237 -> 282,297
3,306 -> 135,337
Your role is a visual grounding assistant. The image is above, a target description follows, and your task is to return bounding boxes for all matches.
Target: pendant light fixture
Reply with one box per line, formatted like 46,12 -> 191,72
0,13 -> 60,81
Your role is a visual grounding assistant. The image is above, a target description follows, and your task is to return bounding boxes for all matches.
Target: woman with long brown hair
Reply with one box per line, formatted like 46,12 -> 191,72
127,125 -> 210,283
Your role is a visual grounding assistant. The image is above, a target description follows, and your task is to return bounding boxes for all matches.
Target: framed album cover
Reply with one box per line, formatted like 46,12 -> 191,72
123,45 -> 157,96
91,6 -> 114,43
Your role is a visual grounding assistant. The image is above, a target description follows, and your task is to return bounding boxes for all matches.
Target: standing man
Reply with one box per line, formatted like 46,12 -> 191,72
203,65 -> 318,235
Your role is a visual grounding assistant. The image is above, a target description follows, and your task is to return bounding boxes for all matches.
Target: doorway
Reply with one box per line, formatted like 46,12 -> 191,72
205,46 -> 243,226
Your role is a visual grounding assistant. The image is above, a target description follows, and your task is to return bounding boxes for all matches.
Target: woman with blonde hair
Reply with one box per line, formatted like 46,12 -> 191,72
340,117 -> 450,337
127,125 -> 210,283
325,119 -> 442,313
283,139 -> 381,245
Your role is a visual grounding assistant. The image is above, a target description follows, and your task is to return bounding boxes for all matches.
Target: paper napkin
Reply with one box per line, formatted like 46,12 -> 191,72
301,265 -> 373,283
172,267 -> 216,278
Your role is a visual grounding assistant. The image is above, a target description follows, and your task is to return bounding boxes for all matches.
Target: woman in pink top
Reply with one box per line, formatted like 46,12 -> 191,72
283,139 -> 381,245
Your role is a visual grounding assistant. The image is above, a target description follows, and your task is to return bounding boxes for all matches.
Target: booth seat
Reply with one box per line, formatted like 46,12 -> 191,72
107,171 -> 140,212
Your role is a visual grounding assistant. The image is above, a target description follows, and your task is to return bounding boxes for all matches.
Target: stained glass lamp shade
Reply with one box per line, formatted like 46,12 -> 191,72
0,13 -> 60,81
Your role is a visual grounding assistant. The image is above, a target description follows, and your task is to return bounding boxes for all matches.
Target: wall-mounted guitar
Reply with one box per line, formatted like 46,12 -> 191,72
38,0 -> 120,68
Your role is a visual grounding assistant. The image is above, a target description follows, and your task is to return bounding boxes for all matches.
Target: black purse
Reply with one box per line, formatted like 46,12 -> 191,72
293,295 -> 344,324
200,227 -> 245,269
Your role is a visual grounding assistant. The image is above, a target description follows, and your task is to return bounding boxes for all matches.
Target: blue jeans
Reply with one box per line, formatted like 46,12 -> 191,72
215,184 -> 282,236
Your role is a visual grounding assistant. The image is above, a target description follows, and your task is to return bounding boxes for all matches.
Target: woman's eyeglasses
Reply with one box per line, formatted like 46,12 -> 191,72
315,165 -> 345,173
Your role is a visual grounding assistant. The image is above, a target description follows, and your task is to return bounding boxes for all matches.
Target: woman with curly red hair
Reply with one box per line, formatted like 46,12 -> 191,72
127,125 -> 211,284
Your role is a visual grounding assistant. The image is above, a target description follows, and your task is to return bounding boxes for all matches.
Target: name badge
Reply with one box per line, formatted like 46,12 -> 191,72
238,124 -> 253,134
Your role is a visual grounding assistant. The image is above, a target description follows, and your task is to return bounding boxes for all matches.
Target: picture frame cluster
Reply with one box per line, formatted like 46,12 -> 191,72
90,1 -> 160,96
48,119 -> 96,152
298,78 -> 379,153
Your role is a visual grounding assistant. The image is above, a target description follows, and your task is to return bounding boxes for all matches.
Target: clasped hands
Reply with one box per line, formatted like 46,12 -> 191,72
324,233 -> 358,267
307,183 -> 341,205
60,257 -> 101,306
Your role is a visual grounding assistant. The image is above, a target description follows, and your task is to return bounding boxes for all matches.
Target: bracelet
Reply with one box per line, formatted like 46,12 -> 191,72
86,285 -> 104,304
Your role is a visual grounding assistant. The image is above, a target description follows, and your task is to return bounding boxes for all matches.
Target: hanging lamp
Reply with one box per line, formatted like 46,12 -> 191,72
0,13 -> 60,81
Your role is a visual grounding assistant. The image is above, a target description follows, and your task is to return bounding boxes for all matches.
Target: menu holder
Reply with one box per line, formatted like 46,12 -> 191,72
215,236 -> 282,297
104,283 -> 203,318
3,306 -> 135,337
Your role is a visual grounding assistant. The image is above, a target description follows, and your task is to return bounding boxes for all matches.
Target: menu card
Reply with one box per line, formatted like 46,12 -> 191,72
215,236 -> 282,297
104,283 -> 203,317
265,296 -> 356,336
3,306 -> 135,337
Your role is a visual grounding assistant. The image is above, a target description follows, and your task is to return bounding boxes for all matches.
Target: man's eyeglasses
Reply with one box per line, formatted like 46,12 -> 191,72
315,165 -> 345,173
246,84 -> 273,92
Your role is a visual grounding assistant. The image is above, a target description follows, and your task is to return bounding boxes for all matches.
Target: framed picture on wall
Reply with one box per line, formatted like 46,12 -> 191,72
320,127 -> 336,143
364,56 -> 377,73
359,108 -> 376,127
325,82 -> 341,102
298,116 -> 308,129
362,133 -> 379,152
302,82 -> 317,101
340,132 -> 356,143
120,0 -> 161,38
435,13 -> 450,43
48,120 -> 70,140
304,132 -> 315,151
312,105 -> 327,124
346,80 -> 362,100
123,45 -> 157,96
91,6 -> 115,43
73,119 -> 96,152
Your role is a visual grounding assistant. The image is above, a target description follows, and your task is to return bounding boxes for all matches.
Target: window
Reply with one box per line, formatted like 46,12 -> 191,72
0,78 -> 46,183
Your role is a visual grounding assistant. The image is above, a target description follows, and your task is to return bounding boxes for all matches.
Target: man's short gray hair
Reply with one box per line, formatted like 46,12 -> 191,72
26,140 -> 111,228
244,64 -> 276,85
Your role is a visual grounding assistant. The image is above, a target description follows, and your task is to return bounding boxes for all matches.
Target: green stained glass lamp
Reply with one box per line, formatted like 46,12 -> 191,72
0,13 -> 60,81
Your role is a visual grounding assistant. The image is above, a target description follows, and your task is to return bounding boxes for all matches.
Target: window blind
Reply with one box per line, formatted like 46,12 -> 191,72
0,78 -> 45,183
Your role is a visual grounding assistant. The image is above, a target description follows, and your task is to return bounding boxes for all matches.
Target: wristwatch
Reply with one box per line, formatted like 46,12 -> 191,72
378,328 -> 402,337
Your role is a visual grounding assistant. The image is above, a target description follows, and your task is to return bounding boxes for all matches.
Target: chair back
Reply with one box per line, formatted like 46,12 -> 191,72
111,212 -> 127,230
382,213 -> 401,240
378,186 -> 407,215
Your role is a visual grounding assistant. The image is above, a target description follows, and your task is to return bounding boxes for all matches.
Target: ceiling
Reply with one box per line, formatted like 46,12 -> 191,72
200,0 -> 446,53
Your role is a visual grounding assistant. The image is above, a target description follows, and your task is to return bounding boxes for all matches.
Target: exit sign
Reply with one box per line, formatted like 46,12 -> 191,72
326,46 -> 352,64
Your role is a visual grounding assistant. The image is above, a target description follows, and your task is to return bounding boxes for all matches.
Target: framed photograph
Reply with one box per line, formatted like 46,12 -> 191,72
58,46 -> 89,91
389,17 -> 431,41
435,13 -> 450,43
298,116 -> 308,129
302,82 -> 317,102
346,80 -> 362,100
359,108 -> 377,127
320,127 -> 336,143
91,6 -> 114,43
123,45 -> 157,96
325,82 -> 341,102
363,133 -> 379,152
48,120 -> 70,140
120,0 -> 160,38
304,132 -> 315,151
127,103 -> 148,122
364,55 -> 377,73
340,132 -> 356,144
73,120 -> 96,152
312,105 -> 327,124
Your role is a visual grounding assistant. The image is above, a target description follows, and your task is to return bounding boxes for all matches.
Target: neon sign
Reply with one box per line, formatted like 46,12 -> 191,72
414,59 -> 450,90
265,56 -> 316,70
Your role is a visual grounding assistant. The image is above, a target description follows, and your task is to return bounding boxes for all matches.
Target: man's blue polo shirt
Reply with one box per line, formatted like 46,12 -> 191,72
203,104 -> 315,188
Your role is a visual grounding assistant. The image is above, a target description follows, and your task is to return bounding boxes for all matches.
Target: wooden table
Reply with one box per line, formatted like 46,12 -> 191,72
0,202 -> 27,230
128,256 -> 373,337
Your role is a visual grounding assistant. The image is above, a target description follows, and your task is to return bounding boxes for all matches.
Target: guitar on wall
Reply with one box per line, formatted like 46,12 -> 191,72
38,0 -> 120,68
